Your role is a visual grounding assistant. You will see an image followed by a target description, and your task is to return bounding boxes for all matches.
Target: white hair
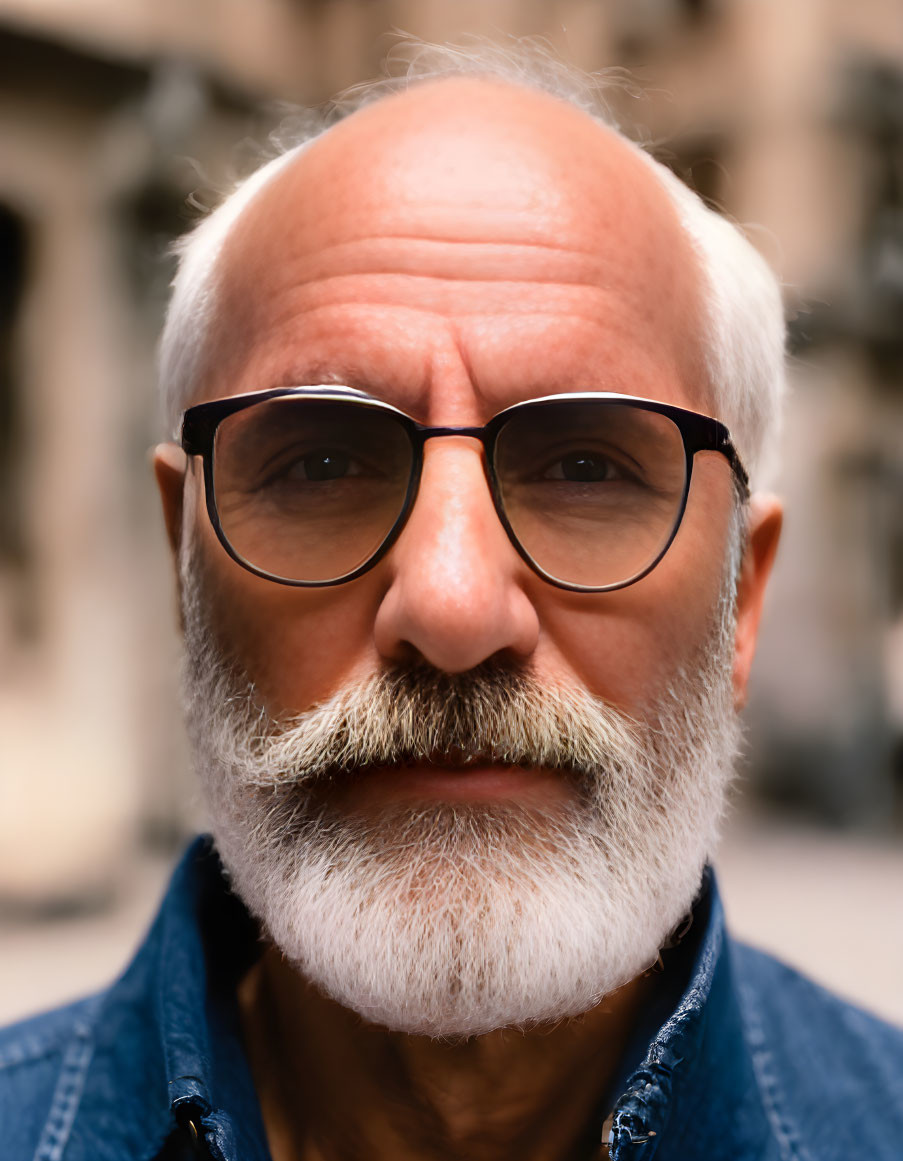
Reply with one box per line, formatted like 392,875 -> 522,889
159,39 -> 786,486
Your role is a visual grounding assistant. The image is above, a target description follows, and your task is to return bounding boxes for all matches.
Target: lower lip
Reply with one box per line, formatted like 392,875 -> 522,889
332,762 -> 574,809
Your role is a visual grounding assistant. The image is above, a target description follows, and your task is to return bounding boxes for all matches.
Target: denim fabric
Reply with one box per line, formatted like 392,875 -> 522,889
2,835 -> 902,1160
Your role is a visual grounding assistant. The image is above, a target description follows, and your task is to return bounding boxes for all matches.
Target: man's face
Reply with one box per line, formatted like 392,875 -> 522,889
157,79 -> 780,1036
182,79 -> 735,727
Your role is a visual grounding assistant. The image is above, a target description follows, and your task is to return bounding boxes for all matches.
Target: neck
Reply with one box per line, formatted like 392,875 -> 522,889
238,948 -> 662,1161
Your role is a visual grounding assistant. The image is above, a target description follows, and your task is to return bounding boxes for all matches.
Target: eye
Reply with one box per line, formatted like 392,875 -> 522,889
286,449 -> 363,481
254,445 -> 371,488
542,451 -> 623,483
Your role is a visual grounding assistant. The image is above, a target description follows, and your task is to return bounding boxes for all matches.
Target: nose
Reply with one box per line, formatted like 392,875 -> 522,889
373,439 -> 540,672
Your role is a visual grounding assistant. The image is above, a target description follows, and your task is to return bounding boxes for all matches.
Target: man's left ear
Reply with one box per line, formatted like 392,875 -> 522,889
732,493 -> 783,709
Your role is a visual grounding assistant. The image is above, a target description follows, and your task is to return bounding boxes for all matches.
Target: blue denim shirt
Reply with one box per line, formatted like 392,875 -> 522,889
3,836 -> 902,1160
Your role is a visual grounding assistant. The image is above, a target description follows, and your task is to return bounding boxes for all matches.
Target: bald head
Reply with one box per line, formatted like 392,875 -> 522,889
230,77 -> 692,250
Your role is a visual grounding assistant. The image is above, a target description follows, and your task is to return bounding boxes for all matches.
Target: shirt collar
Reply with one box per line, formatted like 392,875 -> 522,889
153,839 -> 268,1161
604,867 -> 772,1160
64,839 -> 772,1161
64,836 -> 269,1161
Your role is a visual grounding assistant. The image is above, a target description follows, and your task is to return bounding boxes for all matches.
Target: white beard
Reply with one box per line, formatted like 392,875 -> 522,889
180,528 -> 742,1039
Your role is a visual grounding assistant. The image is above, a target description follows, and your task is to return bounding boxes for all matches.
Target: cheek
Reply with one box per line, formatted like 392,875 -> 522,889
536,465 -> 735,712
536,597 -> 696,714
188,485 -> 385,715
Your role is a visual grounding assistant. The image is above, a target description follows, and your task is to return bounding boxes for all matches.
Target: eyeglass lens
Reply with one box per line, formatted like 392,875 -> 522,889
213,399 -> 414,582
494,402 -> 688,588
211,397 -> 689,587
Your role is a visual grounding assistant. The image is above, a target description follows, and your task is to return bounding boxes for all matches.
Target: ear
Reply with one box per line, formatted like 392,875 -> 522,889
153,442 -> 188,558
733,493 -> 783,709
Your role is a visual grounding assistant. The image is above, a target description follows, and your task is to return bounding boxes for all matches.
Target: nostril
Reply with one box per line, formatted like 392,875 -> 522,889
373,561 -> 540,675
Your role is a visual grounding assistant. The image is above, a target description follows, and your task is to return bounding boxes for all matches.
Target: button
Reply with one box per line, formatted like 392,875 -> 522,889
599,1111 -> 615,1157
597,1112 -> 658,1158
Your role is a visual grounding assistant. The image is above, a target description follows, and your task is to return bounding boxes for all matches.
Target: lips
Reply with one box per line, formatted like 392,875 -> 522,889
329,757 -> 576,811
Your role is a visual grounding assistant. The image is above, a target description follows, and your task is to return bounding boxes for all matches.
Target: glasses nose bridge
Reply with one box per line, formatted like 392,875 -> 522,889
412,422 -> 495,492
418,422 -> 489,447
395,422 -> 523,590
410,418 -> 495,495
403,421 -> 504,539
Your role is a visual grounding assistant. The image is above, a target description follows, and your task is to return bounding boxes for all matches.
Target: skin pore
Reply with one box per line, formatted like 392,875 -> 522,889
156,78 -> 782,1161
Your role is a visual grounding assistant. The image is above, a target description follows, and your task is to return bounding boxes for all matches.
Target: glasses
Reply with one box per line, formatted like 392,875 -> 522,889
180,387 -> 749,592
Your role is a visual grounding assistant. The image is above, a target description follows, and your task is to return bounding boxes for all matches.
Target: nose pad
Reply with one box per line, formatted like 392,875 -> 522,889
372,440 -> 539,673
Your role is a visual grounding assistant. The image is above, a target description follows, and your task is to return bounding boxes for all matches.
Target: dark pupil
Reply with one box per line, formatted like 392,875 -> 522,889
560,452 -> 609,482
303,450 -> 349,480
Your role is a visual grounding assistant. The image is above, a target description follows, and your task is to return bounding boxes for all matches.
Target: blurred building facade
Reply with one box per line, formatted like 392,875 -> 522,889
0,0 -> 901,905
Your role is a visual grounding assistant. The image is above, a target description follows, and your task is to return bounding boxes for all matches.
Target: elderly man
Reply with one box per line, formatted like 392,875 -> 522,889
3,48 -> 902,1161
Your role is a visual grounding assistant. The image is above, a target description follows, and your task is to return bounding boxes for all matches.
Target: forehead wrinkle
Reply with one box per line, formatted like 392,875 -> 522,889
202,265 -> 666,410
217,236 -> 613,303
225,279 -> 632,321
208,297 -> 665,375
212,245 -> 670,362
226,328 -> 691,429
203,77 -> 707,419
200,285 -> 696,422
205,235 -> 628,400
262,234 -> 603,260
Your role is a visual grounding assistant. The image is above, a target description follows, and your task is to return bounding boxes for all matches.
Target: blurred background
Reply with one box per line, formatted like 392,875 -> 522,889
1,0 -> 901,1026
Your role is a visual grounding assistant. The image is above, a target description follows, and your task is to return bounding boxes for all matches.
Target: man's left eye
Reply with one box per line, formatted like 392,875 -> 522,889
542,451 -> 622,482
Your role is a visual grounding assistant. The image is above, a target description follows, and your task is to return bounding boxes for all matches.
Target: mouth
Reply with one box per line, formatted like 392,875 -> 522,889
328,756 -> 577,812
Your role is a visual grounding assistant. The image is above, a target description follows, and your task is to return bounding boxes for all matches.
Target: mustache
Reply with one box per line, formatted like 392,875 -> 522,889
186,656 -> 654,792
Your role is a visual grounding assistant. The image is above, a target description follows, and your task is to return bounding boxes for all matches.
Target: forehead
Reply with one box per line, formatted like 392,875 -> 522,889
203,78 -> 707,420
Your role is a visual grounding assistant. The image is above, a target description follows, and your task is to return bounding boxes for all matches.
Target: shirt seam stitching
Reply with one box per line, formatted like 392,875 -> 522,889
31,1000 -> 100,1161
737,979 -> 814,1161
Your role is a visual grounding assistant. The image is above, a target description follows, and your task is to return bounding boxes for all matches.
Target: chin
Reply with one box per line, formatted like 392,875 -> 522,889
211,794 -> 721,1039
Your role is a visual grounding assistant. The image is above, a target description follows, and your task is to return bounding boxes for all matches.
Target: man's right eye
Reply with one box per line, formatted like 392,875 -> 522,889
253,445 -> 368,487
286,449 -> 358,481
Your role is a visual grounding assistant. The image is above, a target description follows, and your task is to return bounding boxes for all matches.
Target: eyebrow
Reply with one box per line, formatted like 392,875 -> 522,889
261,367 -> 432,421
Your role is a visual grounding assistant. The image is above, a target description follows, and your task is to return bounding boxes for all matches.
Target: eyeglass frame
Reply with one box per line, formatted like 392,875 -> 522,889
179,385 -> 750,593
